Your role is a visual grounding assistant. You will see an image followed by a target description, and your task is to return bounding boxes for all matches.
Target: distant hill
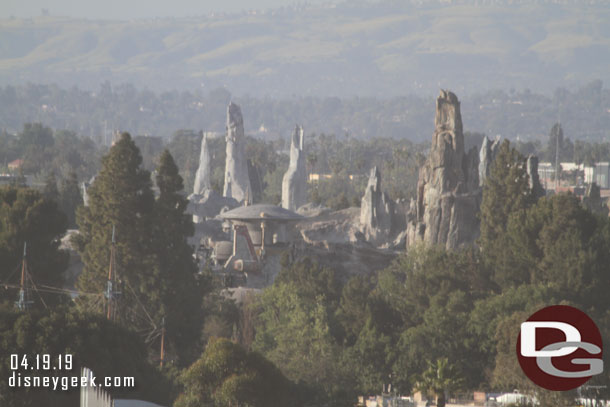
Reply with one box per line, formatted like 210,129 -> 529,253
1,1 -> 609,97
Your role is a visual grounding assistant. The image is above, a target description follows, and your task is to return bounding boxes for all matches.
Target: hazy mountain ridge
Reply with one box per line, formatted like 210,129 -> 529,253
1,1 -> 609,97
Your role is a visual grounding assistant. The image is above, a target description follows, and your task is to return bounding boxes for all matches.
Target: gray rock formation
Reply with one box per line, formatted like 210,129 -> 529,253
223,102 -> 251,202
479,135 -> 502,186
282,125 -> 307,211
406,90 -> 481,250
526,154 -> 545,199
193,132 -> 212,195
188,189 -> 239,223
360,167 -> 394,245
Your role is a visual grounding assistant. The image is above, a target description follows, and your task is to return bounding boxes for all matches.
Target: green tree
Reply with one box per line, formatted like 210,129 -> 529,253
175,337 -> 298,407
74,133 -> 157,330
0,306 -> 172,407
59,170 -> 82,228
0,186 -> 68,308
153,149 -> 205,364
479,140 -> 535,287
415,358 -> 463,407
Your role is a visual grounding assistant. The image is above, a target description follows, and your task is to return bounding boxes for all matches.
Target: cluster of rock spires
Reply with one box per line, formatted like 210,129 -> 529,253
282,125 -> 307,211
223,102 -> 252,203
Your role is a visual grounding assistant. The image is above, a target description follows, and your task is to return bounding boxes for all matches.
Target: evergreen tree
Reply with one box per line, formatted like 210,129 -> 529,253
479,140 -> 534,286
0,186 -> 68,308
74,133 -> 157,330
153,149 -> 204,364
42,172 -> 59,203
59,170 -> 83,228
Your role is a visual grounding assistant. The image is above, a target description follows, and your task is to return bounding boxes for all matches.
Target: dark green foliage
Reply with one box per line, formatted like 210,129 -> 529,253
0,186 -> 68,308
175,337 -> 298,407
479,140 -> 536,286
58,171 -> 83,228
74,132 -> 159,331
153,150 -> 205,364
0,306 -> 172,407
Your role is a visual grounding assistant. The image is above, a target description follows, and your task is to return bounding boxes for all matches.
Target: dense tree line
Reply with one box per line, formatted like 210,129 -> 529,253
2,81 -> 609,145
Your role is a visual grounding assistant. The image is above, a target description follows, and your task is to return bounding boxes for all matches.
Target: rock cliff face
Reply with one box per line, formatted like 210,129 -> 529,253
193,132 -> 212,195
360,167 -> 395,245
282,125 -> 307,211
223,102 -> 251,202
406,90 -> 481,250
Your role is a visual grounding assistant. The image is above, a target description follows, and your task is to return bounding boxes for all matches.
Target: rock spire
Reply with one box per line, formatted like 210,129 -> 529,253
406,90 -> 480,250
282,125 -> 307,211
360,166 -> 395,245
223,102 -> 251,202
193,132 -> 212,195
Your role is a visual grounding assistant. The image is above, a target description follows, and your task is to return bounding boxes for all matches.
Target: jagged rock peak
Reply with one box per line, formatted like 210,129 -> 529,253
433,89 -> 464,153
282,125 -> 307,211
193,132 -> 212,195
223,102 -> 251,202
479,135 -> 502,186
360,166 -> 394,245
526,154 -> 544,199
406,90 -> 480,250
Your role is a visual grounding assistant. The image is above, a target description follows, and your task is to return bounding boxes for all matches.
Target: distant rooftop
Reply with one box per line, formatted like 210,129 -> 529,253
220,204 -> 304,221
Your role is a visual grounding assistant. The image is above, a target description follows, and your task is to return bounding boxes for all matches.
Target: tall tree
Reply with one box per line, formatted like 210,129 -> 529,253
479,140 -> 535,286
59,170 -> 83,228
74,133 -> 157,331
0,186 -> 68,308
153,149 -> 204,364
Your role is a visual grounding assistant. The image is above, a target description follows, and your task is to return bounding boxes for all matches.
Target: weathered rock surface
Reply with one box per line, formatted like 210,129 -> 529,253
282,125 -> 308,211
526,154 -> 545,199
406,90 -> 481,250
360,166 -> 395,245
296,207 -> 363,246
479,135 -> 501,186
193,132 -> 212,195
188,189 -> 239,223
223,102 -> 251,202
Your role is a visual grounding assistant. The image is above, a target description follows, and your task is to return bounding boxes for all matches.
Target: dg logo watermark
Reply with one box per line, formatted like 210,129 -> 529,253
517,305 -> 603,391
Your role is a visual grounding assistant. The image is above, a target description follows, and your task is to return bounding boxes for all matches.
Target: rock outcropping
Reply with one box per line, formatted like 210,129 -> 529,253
406,90 -> 481,250
193,133 -> 212,195
526,154 -> 544,199
282,125 -> 307,211
479,135 -> 501,186
360,167 -> 395,245
223,102 -> 251,202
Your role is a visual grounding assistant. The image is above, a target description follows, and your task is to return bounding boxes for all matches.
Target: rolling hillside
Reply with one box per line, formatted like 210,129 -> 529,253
1,1 -> 610,97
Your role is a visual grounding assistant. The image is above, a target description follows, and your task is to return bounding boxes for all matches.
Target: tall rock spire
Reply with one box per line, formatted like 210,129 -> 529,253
406,90 -> 480,249
360,166 -> 394,245
193,132 -> 212,195
223,102 -> 251,202
282,125 -> 307,211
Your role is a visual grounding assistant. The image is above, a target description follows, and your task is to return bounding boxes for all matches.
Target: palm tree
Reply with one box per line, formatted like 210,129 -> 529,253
415,358 -> 463,407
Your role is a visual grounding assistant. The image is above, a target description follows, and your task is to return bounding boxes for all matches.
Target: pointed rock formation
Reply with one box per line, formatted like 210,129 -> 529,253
360,166 -> 395,245
479,135 -> 502,186
406,90 -> 480,250
282,125 -> 308,211
193,133 -> 212,195
223,102 -> 251,202
526,154 -> 544,199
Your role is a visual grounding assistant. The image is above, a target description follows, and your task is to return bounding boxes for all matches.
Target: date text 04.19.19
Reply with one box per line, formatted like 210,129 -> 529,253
10,354 -> 73,371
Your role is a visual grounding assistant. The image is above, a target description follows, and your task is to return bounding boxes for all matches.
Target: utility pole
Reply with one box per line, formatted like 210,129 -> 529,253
159,317 -> 166,368
15,242 -> 33,311
105,226 -> 120,321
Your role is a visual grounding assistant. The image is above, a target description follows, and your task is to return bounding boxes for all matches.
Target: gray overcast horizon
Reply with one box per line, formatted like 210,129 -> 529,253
1,0 -> 325,19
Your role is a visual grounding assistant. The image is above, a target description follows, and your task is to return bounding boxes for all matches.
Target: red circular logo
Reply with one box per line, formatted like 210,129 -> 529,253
516,305 -> 603,391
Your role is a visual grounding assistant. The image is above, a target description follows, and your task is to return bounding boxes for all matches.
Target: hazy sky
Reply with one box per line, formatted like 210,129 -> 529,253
1,0 -> 313,19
